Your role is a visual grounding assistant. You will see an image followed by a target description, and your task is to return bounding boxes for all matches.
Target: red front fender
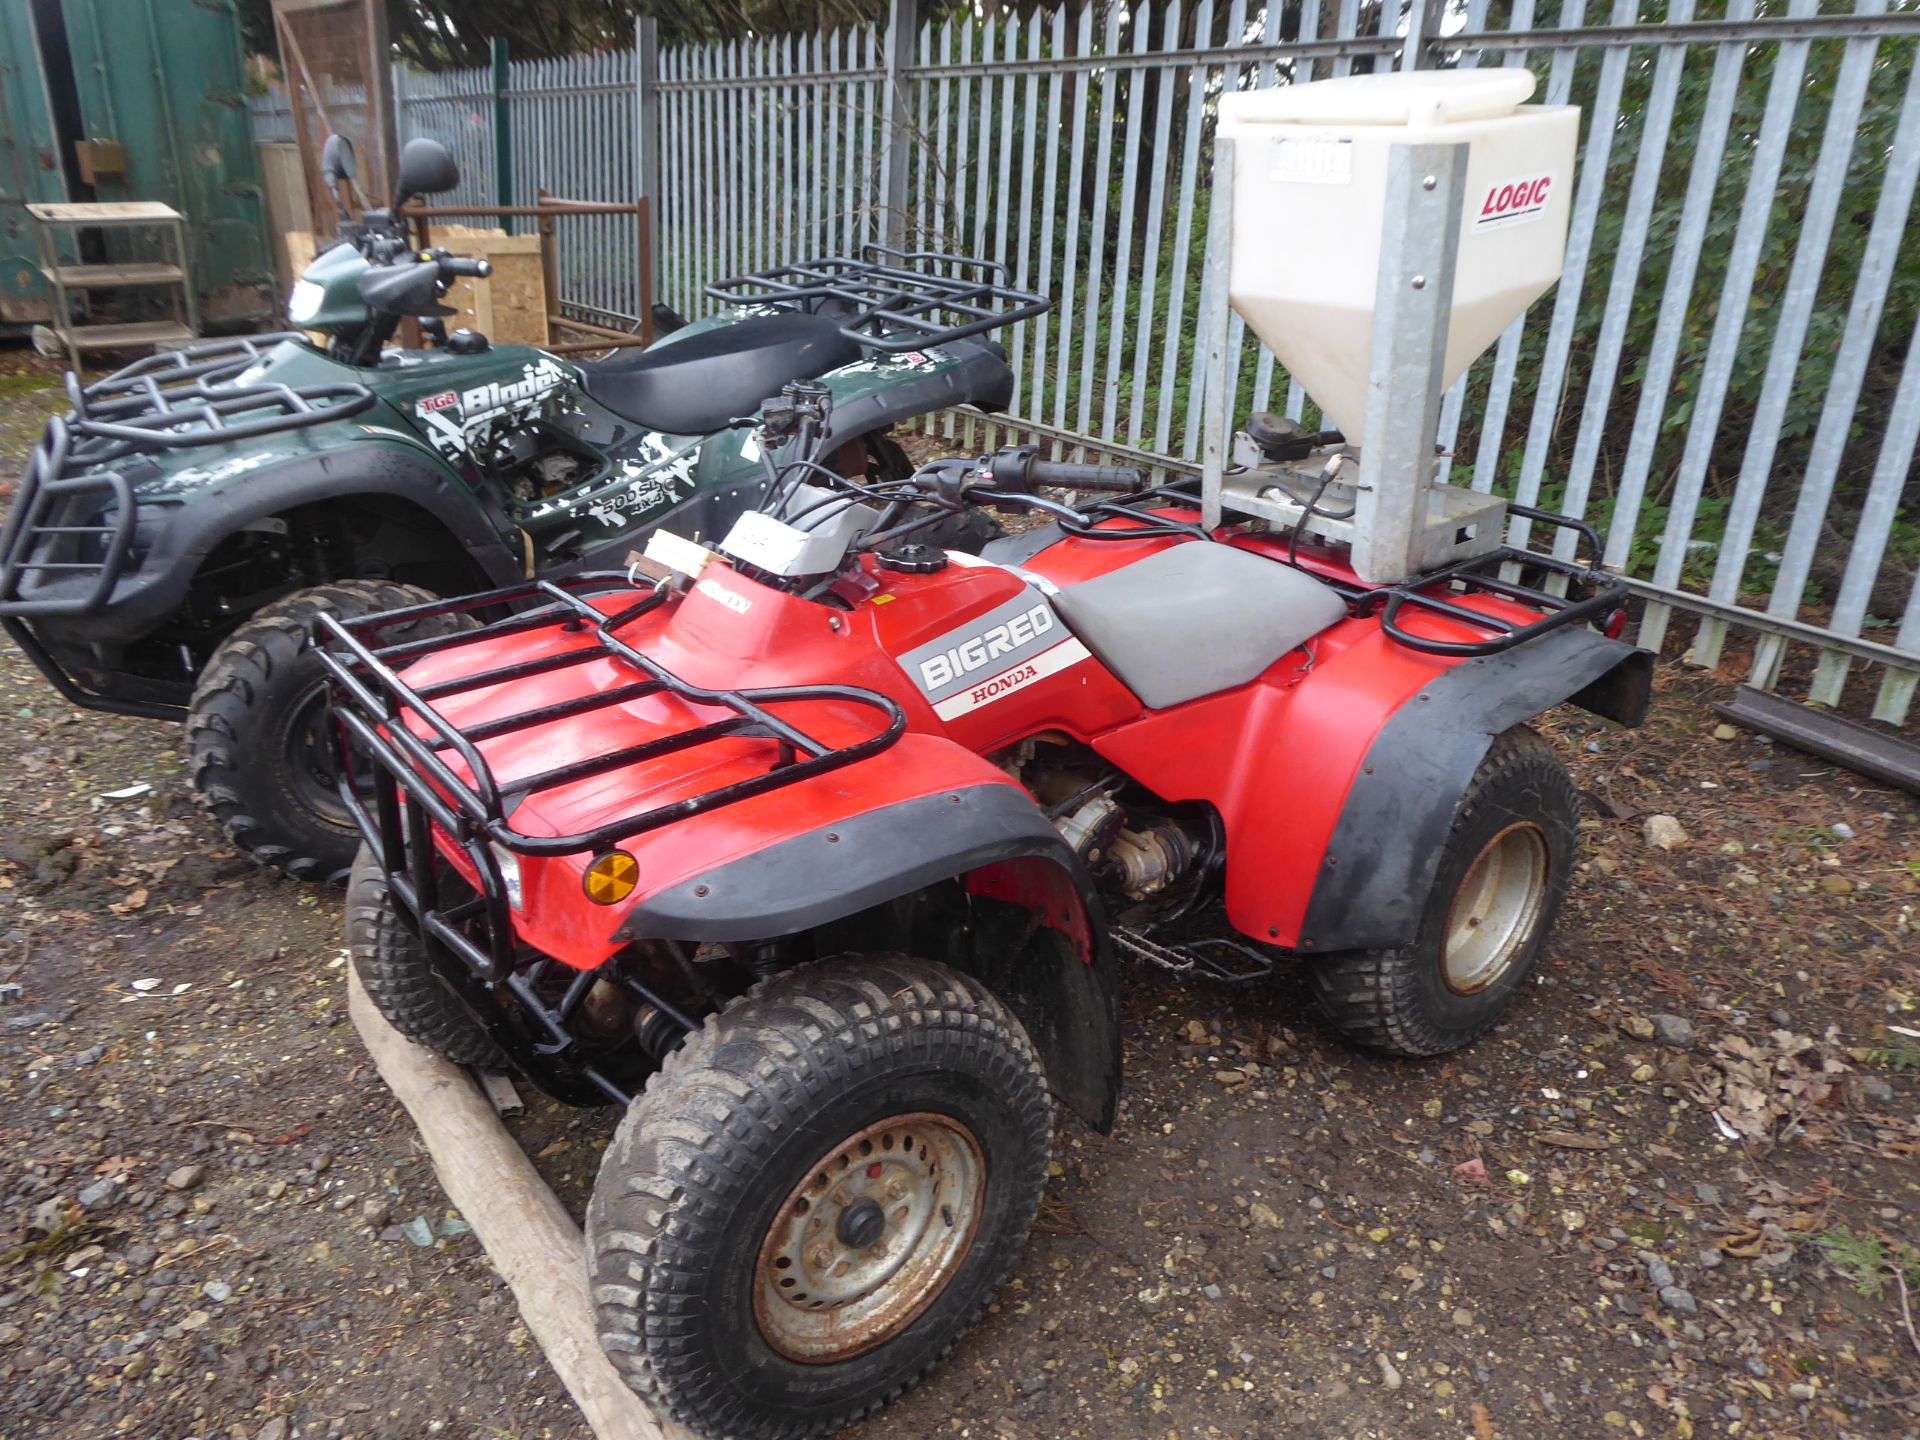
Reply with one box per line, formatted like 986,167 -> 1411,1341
495,734 -> 1031,968
592,737 -> 1123,1132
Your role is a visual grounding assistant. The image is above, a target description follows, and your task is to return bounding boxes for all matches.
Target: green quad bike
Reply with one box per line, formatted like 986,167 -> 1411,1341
0,136 -> 1042,881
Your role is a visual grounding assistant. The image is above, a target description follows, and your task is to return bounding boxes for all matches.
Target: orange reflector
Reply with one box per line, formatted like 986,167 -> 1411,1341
583,851 -> 639,905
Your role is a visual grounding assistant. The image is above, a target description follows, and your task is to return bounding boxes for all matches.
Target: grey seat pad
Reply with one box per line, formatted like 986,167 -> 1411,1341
1050,543 -> 1348,709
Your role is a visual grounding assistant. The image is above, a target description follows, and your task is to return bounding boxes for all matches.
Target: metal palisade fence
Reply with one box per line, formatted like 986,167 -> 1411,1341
251,0 -> 1920,721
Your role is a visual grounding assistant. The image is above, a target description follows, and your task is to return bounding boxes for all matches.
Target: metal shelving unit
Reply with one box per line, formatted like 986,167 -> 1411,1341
28,202 -> 199,368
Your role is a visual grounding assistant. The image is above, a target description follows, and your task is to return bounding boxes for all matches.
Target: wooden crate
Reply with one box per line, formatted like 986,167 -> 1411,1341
434,227 -> 548,347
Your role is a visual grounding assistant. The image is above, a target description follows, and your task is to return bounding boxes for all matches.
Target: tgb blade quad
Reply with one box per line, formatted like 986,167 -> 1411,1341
0,132 -> 1036,880
319,387 -> 1650,1438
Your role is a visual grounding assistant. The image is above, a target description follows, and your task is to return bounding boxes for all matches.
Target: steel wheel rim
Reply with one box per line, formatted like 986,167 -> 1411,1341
753,1112 -> 985,1364
282,680 -> 356,825
1442,821 -> 1550,995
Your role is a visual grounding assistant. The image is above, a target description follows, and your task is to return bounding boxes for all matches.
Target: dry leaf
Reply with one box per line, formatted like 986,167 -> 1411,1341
1684,1027 -> 1849,1147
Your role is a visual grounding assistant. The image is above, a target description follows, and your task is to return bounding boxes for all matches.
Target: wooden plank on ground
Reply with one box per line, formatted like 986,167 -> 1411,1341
347,967 -> 695,1440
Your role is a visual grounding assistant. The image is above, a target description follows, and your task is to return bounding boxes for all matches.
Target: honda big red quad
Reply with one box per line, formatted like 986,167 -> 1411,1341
318,385 -> 1649,1438
0,134 -> 1035,881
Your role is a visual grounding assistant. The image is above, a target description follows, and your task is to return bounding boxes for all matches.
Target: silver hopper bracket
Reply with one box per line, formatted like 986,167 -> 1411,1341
1200,72 -> 1579,584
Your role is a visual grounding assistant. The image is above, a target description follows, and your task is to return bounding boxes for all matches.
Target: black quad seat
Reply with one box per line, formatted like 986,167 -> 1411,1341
574,313 -> 861,435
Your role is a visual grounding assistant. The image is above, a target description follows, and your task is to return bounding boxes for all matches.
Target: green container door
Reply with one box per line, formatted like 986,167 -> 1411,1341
58,0 -> 274,324
0,0 -> 274,329
0,4 -> 63,323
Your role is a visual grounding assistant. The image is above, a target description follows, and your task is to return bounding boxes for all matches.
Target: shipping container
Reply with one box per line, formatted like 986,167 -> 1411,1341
0,0 -> 274,328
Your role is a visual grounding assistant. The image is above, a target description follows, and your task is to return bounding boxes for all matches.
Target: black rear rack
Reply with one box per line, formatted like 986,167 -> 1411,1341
1370,505 -> 1630,657
705,245 -> 1050,352
1013,480 -> 1628,658
316,574 -> 906,984
0,335 -> 373,623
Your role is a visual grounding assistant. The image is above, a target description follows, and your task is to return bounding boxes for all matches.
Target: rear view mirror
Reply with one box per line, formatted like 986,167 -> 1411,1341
320,133 -> 356,188
393,138 -> 459,211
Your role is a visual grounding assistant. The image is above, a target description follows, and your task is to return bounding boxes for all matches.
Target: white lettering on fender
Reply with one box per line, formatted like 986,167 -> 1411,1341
695,579 -> 753,615
917,604 -> 1055,690
459,370 -> 561,415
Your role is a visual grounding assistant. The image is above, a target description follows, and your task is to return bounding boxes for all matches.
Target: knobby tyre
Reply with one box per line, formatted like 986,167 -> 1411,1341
345,845 -> 505,1070
1309,725 -> 1578,1057
587,954 -> 1053,1440
187,580 -> 465,884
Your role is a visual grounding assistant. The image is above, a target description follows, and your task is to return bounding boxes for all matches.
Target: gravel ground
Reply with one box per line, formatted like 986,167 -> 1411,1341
2,351 -> 1917,1440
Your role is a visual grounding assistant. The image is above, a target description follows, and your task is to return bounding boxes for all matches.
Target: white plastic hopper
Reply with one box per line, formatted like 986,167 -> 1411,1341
1216,70 -> 1578,442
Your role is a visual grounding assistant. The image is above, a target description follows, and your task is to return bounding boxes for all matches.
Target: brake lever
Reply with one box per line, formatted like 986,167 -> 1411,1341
908,458 -> 980,510
967,485 -> 1085,525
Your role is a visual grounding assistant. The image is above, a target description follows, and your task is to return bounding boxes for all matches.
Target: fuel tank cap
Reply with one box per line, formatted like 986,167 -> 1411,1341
876,544 -> 948,575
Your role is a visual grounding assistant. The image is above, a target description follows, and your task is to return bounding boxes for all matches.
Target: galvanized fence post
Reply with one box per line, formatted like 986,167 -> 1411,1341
1199,138 -> 1235,532
635,16 -> 660,275
880,0 -> 918,250
1400,0 -> 1447,69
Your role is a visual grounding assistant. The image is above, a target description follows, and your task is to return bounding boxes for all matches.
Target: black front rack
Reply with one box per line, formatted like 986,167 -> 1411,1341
0,335 -> 373,624
317,573 -> 906,985
1370,504 -> 1629,657
705,245 -> 1051,352
63,334 -> 374,463
0,417 -> 137,620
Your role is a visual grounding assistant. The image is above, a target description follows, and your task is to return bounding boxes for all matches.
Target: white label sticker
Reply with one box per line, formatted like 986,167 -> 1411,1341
1268,137 -> 1352,186
1474,173 -> 1557,231
644,528 -> 715,580
931,637 -> 1093,721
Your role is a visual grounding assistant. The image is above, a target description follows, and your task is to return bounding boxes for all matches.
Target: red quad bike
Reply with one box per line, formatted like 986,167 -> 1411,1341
318,382 -> 1651,1439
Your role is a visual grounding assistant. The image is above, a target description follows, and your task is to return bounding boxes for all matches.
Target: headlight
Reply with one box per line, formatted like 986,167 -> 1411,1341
488,844 -> 524,911
287,279 -> 325,324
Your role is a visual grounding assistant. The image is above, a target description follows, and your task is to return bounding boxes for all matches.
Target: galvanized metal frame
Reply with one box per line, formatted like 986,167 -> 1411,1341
249,2 -> 1920,722
1353,142 -> 1471,583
